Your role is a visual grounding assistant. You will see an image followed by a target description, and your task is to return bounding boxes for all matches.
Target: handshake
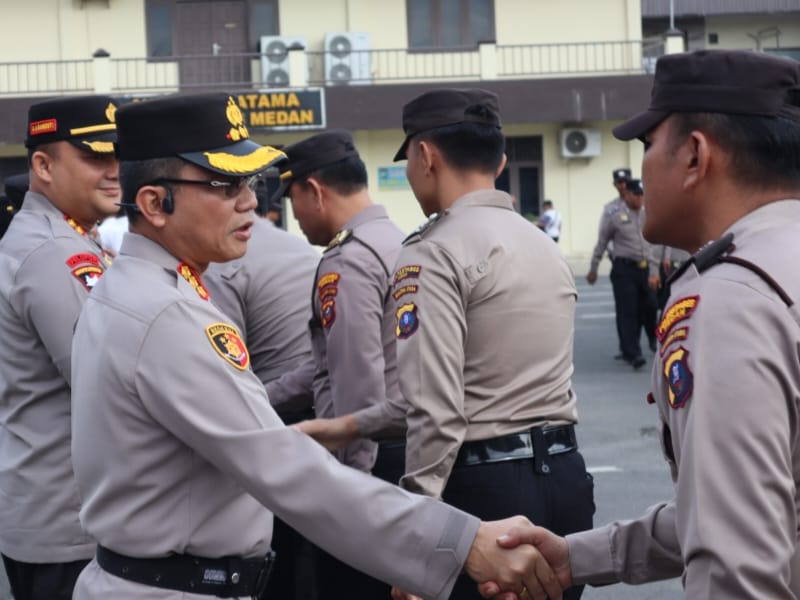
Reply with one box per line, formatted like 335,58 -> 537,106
392,517 -> 573,600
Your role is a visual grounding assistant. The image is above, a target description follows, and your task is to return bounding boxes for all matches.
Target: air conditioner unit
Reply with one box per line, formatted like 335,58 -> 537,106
324,32 -> 371,85
560,128 -> 601,158
260,35 -> 307,88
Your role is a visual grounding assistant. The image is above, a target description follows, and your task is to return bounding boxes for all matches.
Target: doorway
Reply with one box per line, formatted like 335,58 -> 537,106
495,136 -> 543,221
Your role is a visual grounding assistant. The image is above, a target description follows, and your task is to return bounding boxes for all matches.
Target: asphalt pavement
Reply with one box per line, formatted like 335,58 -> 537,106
0,276 -> 681,600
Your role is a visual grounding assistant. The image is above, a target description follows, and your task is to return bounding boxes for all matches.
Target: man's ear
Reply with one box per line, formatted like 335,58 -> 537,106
30,150 -> 55,183
684,130 -> 712,191
495,152 -> 508,179
305,177 -> 325,211
136,186 -> 170,228
418,140 -> 436,174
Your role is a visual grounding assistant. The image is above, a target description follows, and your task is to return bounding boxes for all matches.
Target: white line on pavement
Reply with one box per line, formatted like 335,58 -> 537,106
587,465 -> 623,473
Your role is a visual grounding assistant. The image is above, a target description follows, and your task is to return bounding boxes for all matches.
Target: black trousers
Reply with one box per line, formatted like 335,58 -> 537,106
1,554 -> 89,600
610,259 -> 657,360
314,442 -> 406,600
442,451 -> 595,600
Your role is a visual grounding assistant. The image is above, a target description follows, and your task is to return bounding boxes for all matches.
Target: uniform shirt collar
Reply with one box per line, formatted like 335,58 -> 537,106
447,188 -> 514,213
119,232 -> 183,272
723,198 -> 800,244
343,203 -> 390,230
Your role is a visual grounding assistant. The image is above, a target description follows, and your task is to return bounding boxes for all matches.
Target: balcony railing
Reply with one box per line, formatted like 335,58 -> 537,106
0,40 -> 664,97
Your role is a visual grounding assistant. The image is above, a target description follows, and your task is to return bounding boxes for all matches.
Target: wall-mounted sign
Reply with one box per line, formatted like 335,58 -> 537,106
377,166 -> 410,191
234,89 -> 326,131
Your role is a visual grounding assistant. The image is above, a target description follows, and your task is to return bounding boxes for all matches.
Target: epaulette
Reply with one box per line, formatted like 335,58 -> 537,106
403,212 -> 442,244
324,228 -> 353,253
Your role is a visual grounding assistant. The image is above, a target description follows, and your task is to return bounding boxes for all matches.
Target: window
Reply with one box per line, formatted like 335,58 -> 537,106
407,0 -> 494,50
146,0 -> 173,57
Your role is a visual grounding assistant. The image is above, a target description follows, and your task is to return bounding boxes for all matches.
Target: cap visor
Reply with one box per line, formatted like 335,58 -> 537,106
180,140 -> 287,176
393,137 -> 410,162
613,110 -> 669,141
69,131 -> 117,155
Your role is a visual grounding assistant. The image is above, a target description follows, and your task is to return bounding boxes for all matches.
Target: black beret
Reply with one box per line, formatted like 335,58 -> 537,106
271,129 -> 360,203
614,49 -> 800,141
3,173 -> 29,209
625,179 -> 644,195
115,93 -> 285,176
394,88 -> 501,161
25,95 -> 118,154
612,168 -> 632,182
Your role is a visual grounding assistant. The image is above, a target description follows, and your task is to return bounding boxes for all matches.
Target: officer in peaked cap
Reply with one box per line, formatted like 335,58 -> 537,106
263,129 -> 406,599
489,49 -> 800,599
69,92 -> 561,600
0,172 -> 28,238
0,95 -> 119,600
308,87 -> 591,600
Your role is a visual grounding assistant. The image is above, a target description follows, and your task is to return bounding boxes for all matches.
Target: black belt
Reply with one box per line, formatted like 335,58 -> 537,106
96,545 -> 275,598
455,425 -> 577,470
614,257 -> 649,269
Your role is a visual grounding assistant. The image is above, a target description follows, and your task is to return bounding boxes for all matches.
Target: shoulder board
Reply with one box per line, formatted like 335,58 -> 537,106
694,232 -> 734,273
403,212 -> 442,244
324,229 -> 353,253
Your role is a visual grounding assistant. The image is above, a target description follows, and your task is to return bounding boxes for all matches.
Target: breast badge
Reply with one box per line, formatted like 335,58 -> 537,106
206,323 -> 250,370
663,346 -> 693,409
395,303 -> 419,339
66,253 -> 103,291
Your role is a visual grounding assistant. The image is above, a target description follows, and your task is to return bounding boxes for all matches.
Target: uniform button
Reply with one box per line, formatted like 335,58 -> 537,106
231,572 -> 240,584
477,261 -> 487,273
541,463 -> 551,474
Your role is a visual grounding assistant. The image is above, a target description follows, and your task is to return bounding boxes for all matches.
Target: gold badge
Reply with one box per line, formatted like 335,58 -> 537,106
206,323 -> 250,370
226,96 -> 249,141
105,102 -> 117,123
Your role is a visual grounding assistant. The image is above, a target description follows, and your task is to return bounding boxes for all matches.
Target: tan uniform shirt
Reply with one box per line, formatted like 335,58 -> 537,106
267,204 -> 405,470
391,190 -> 578,499
0,191 -> 107,562
590,202 -> 657,277
205,219 -> 318,409
71,233 -> 478,600
567,200 -> 800,598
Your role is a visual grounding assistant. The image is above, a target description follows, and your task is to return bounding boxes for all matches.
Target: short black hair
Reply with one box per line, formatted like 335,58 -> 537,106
296,155 -> 368,197
671,113 -> 800,190
414,120 -> 505,174
119,157 -> 185,221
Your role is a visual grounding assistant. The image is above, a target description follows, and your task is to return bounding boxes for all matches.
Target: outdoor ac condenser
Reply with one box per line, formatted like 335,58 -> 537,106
260,35 -> 307,87
560,128 -> 601,158
324,32 -> 372,85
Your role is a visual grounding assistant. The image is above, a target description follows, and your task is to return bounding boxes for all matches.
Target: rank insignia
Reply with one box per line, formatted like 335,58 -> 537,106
321,299 -> 336,329
317,272 -> 340,290
394,265 -> 422,285
659,326 -> 689,356
657,296 -> 699,342
663,346 -> 693,409
177,262 -> 210,301
396,303 -> 419,339
66,253 -> 103,291
206,323 -> 250,370
392,284 -> 419,301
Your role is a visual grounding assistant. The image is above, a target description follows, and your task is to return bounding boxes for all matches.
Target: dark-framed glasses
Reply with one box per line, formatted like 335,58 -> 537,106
150,174 -> 261,198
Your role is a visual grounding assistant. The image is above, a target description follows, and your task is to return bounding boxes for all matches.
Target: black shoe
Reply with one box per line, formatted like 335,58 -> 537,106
648,338 -> 657,353
631,356 -> 646,369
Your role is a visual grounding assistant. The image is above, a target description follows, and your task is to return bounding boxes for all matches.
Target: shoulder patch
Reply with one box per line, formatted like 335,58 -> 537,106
394,265 -> 422,286
66,253 -> 103,291
321,299 -> 336,329
659,326 -> 689,356
657,296 -> 699,342
663,346 -> 693,409
392,284 -> 419,301
395,303 -> 419,339
325,229 -> 352,252
206,323 -> 250,370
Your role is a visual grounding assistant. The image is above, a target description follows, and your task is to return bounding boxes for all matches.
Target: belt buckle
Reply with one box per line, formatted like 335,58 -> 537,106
638,259 -> 648,269
252,551 -> 276,600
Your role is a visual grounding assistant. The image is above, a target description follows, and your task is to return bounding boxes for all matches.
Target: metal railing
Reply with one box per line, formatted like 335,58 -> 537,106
0,39 -> 665,97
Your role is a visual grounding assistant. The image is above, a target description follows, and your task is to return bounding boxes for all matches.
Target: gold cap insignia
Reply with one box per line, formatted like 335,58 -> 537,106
226,96 -> 249,141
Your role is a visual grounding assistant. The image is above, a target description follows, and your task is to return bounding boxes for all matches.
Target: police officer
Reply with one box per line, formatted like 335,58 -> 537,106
0,95 -> 119,600
386,88 -> 594,600
204,196 -> 320,600
265,130 -> 406,599
487,49 -> 800,599
587,177 -> 659,369
656,245 -> 691,312
69,93 -> 558,600
0,173 -> 28,239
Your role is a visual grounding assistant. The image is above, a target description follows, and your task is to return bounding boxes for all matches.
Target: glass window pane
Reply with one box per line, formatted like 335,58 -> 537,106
148,4 -> 173,57
440,0 -> 462,47
253,2 -> 277,36
408,0 -> 433,48
469,0 -> 492,44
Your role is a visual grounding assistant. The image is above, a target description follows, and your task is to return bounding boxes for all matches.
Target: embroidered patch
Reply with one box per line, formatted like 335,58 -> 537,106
177,262 -> 210,301
317,272 -> 340,289
395,303 -> 419,339
319,286 -> 338,301
206,323 -> 250,370
393,265 -> 422,285
392,284 -> 419,301
66,253 -> 103,291
321,299 -> 336,329
663,346 -> 693,409
659,326 -> 689,356
657,296 -> 699,342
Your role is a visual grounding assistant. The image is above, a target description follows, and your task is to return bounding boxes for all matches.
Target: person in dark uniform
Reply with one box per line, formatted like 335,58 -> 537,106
587,178 -> 659,369
0,173 -> 28,238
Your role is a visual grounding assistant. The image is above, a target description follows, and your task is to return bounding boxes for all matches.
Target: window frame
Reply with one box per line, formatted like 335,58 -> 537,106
406,0 -> 496,52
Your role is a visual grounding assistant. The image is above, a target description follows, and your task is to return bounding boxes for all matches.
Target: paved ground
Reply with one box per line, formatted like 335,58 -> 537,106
0,276 -> 681,600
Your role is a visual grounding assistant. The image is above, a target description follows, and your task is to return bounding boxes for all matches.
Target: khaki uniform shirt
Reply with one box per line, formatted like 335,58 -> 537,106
391,190 -> 578,499
267,204 -> 405,470
0,191 -> 108,562
590,201 -> 657,277
567,200 -> 800,598
205,219 -> 318,411
71,232 -> 478,600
